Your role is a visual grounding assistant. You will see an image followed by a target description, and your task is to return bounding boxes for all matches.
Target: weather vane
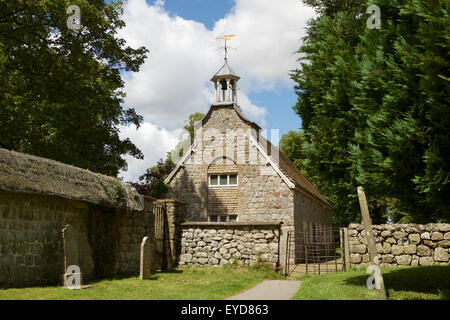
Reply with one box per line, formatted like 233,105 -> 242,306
216,34 -> 236,62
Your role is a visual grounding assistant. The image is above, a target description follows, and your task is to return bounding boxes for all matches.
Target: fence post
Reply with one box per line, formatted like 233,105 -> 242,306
279,227 -> 289,276
357,186 -> 387,299
304,230 -> 308,274
342,227 -> 350,271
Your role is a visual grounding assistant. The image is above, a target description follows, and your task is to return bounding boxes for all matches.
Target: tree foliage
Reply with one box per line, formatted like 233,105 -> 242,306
183,112 -> 205,142
130,157 -> 175,199
279,130 -> 308,176
0,0 -> 148,176
289,0 -> 449,225
130,112 -> 204,198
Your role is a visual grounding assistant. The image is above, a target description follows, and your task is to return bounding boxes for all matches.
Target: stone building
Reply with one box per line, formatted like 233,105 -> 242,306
164,58 -> 333,264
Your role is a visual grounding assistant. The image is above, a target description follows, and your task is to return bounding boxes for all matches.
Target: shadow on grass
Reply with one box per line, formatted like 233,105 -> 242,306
344,265 -> 450,299
78,268 -> 184,285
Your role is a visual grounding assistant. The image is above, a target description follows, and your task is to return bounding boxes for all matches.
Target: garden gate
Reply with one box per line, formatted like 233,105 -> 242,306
287,227 -> 347,275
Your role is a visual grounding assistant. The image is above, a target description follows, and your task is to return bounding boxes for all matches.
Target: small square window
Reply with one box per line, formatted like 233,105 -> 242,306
229,215 -> 238,222
229,174 -> 237,185
209,215 -> 218,222
219,215 -> 227,222
219,175 -> 228,185
210,175 -> 218,185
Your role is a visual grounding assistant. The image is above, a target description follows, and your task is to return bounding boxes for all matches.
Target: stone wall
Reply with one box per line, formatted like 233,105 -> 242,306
114,197 -> 154,275
207,187 -> 239,215
179,222 -> 282,268
348,223 -> 450,267
0,192 -> 93,287
0,190 -> 154,288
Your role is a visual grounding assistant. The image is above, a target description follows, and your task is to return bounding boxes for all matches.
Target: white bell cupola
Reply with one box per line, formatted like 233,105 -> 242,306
210,57 -> 240,104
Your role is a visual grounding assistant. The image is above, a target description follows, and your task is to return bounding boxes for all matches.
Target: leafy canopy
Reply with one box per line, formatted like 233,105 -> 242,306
0,0 -> 149,176
288,0 -> 449,225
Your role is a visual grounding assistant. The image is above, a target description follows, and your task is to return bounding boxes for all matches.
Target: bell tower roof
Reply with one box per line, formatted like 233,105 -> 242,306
210,59 -> 240,81
211,34 -> 240,104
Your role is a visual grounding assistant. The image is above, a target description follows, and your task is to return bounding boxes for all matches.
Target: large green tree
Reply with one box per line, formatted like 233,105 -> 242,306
290,0 -> 367,226
289,0 -> 449,225
0,0 -> 148,176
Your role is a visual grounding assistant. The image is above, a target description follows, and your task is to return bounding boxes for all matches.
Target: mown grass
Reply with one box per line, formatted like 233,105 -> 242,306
292,265 -> 450,300
0,264 -> 283,300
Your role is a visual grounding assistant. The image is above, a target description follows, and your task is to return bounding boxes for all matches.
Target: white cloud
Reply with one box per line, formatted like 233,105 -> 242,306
215,0 -> 315,91
117,0 -> 315,181
118,122 -> 180,182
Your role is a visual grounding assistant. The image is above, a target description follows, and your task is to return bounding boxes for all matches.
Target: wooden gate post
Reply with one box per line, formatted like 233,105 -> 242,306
154,202 -> 165,271
279,226 -> 289,276
357,186 -> 387,299
304,230 -> 308,274
341,227 -> 350,271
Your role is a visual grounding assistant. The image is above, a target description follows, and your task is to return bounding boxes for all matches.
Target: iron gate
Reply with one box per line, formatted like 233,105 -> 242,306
288,227 -> 346,275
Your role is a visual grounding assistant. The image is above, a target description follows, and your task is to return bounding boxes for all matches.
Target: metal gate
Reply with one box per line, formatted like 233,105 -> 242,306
289,227 -> 346,275
154,202 -> 171,271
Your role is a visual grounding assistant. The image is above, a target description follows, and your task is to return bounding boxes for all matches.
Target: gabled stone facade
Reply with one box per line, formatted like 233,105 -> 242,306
164,60 -> 333,264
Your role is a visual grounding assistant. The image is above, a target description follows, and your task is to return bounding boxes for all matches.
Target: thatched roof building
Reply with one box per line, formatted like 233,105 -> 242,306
0,148 -> 148,211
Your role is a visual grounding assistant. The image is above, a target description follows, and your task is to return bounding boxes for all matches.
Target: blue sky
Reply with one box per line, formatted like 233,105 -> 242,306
163,0 -> 235,30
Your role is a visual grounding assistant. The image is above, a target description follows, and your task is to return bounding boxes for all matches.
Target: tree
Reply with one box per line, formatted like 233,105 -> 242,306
290,0 -> 450,225
347,0 -> 450,223
290,0 -> 367,226
131,112 -> 204,198
279,130 -> 308,176
167,111 -> 205,162
130,157 -> 175,199
183,112 -> 205,142
0,0 -> 149,176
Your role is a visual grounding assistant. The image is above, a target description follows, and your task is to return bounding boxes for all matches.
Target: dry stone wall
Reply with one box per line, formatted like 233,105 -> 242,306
348,223 -> 450,267
179,222 -> 281,268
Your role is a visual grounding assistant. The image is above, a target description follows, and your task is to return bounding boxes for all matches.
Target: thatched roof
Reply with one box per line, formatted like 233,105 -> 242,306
0,148 -> 149,211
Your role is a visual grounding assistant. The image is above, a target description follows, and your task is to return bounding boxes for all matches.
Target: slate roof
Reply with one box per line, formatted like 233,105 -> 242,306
210,60 -> 240,80
258,135 -> 332,208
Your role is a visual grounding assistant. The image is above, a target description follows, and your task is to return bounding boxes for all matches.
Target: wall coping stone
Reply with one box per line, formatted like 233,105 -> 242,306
157,199 -> 188,205
181,221 -> 283,227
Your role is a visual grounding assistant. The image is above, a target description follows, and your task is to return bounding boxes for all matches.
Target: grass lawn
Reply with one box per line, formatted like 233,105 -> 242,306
0,264 -> 283,300
292,265 -> 450,300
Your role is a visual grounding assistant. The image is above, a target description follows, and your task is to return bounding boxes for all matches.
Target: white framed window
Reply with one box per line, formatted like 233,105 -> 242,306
209,174 -> 238,187
208,215 -> 238,222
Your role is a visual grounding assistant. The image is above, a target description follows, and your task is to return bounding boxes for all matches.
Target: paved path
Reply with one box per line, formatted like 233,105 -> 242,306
225,280 -> 302,300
